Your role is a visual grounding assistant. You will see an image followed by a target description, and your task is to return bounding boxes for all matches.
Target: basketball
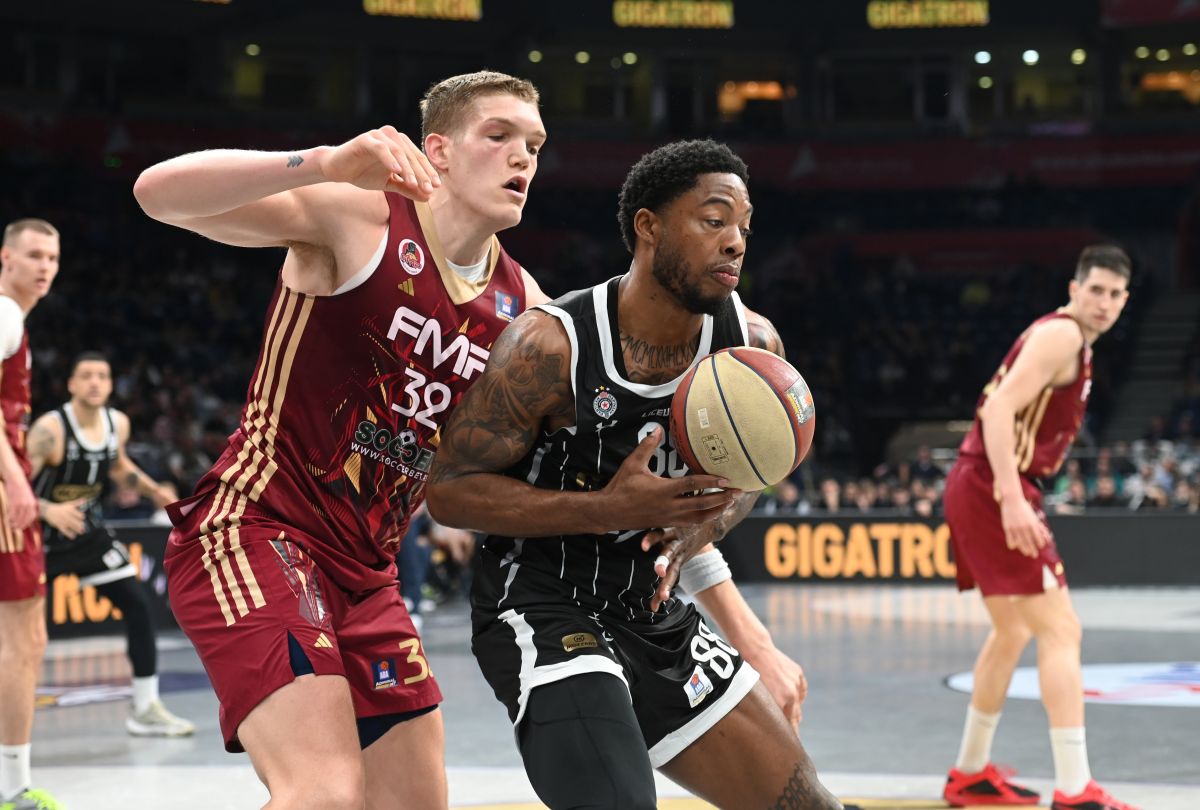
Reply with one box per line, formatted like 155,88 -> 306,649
669,347 -> 816,491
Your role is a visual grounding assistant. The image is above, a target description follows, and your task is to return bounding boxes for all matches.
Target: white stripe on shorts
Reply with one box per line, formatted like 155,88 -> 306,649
647,661 -> 761,768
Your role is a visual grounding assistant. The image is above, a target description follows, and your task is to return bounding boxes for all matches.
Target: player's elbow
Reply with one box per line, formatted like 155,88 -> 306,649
133,166 -> 181,222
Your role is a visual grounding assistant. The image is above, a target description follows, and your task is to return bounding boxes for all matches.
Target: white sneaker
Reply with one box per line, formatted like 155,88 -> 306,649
126,699 -> 196,737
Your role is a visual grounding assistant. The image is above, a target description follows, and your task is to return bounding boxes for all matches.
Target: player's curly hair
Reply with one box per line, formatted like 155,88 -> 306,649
617,139 -> 749,254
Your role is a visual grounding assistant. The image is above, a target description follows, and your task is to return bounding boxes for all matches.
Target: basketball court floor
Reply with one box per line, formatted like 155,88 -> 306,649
28,584 -> 1200,809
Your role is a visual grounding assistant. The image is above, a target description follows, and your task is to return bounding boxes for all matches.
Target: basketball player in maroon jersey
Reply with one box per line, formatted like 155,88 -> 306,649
0,219 -> 63,810
941,245 -> 1137,810
134,71 -> 552,809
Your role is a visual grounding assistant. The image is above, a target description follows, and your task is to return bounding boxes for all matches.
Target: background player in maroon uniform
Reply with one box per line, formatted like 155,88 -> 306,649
941,245 -> 1137,810
134,71 -> 547,810
0,219 -> 62,810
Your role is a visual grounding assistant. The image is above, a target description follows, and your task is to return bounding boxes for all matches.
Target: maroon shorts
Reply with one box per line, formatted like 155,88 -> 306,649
944,456 -> 1067,597
0,501 -> 44,601
164,503 -> 441,752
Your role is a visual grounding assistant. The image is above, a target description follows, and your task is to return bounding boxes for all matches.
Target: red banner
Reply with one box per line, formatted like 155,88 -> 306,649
1101,0 -> 1200,27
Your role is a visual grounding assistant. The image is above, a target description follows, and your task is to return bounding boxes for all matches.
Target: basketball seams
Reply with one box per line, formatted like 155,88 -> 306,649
726,347 -> 802,471
709,353 -> 770,488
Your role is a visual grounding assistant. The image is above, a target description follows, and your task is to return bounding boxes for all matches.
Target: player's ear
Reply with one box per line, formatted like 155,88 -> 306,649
424,133 -> 451,173
633,208 -> 659,249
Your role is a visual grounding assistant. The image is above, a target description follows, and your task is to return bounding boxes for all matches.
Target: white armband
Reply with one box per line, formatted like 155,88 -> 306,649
677,548 -> 731,594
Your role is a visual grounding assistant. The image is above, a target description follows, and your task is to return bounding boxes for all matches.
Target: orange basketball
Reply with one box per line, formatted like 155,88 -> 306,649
670,347 -> 816,491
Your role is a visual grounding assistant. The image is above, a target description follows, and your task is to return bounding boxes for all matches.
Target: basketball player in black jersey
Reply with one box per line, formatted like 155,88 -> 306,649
26,352 -> 194,737
428,140 -> 841,809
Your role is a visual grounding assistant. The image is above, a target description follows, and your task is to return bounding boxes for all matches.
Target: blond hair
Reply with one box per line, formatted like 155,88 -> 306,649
3,218 -> 59,246
419,70 -> 539,142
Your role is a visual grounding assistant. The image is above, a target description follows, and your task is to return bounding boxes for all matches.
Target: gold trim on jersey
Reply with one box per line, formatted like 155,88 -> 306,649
1014,387 -> 1054,473
413,200 -> 500,305
195,288 -> 313,625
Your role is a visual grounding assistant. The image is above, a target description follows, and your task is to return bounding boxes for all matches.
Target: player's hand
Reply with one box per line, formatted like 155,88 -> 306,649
41,498 -> 89,539
430,525 -> 476,565
4,476 -> 38,532
318,127 -> 441,200
601,427 -> 739,530
641,508 -> 737,611
742,643 -> 807,732
999,496 -> 1050,558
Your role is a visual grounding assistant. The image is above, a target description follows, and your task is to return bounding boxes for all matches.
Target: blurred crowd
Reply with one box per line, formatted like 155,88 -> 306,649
759,430 -> 1200,517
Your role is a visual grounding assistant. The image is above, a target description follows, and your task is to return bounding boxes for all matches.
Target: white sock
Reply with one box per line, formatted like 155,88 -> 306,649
132,675 -> 159,713
955,705 -> 1001,773
1050,726 -> 1092,796
0,743 -> 32,800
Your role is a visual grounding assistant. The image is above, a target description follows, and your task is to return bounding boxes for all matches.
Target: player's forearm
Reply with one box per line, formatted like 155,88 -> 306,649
0,436 -> 24,483
134,146 -> 332,220
980,400 -> 1025,500
425,474 -> 616,537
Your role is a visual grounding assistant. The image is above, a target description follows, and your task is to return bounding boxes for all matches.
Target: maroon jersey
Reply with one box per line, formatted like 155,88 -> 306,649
958,311 -> 1092,478
0,311 -> 32,479
176,194 -> 526,595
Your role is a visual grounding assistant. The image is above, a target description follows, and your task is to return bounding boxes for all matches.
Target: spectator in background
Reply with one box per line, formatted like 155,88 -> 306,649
817,478 -> 842,513
1171,479 -> 1197,512
761,479 -> 803,516
1088,476 -> 1125,509
911,444 -> 943,482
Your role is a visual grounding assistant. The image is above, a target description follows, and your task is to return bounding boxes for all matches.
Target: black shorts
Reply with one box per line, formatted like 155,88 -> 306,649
45,529 -> 135,586
471,599 -> 759,768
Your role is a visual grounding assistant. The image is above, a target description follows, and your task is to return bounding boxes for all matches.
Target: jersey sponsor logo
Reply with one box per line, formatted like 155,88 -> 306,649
315,633 -> 333,649
561,632 -> 599,652
397,278 -> 415,296
948,662 -> 1200,707
350,422 -> 435,480
387,307 -> 490,381
495,291 -> 518,322
592,387 -> 618,419
684,665 -> 714,708
398,239 -> 425,275
373,658 -> 399,690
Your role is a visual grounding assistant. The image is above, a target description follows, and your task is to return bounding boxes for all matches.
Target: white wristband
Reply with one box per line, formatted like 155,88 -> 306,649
677,548 -> 732,594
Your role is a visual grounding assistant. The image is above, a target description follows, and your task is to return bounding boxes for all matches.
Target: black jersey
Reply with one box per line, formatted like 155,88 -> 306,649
32,404 -> 118,551
474,277 -> 750,625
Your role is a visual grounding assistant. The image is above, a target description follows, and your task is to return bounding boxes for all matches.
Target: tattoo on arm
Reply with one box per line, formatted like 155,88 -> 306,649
747,317 -> 785,359
125,472 -> 140,489
286,155 -> 304,168
770,763 -> 816,809
27,421 -> 56,471
429,315 -> 572,485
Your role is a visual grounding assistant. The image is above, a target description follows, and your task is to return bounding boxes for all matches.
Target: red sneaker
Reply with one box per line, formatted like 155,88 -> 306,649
943,763 -> 1041,806
1051,780 -> 1141,810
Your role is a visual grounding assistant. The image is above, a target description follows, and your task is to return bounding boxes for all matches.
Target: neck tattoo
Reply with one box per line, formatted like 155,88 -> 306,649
619,332 -> 700,373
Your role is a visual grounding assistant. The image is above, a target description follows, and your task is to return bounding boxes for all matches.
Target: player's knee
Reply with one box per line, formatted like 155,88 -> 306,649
994,621 -> 1033,648
274,768 -> 366,810
518,675 -> 657,810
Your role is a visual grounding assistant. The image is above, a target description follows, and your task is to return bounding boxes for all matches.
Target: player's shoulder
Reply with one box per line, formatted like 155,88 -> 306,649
1026,313 -> 1085,350
742,305 -> 784,357
0,295 -> 24,322
30,409 -> 64,434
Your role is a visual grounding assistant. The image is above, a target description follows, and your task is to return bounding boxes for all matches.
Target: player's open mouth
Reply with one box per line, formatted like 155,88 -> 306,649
503,176 -> 527,198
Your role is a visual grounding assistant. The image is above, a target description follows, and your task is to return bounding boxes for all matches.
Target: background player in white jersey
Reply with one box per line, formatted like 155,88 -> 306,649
27,352 -> 195,738
0,219 -> 62,810
428,140 -> 840,809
